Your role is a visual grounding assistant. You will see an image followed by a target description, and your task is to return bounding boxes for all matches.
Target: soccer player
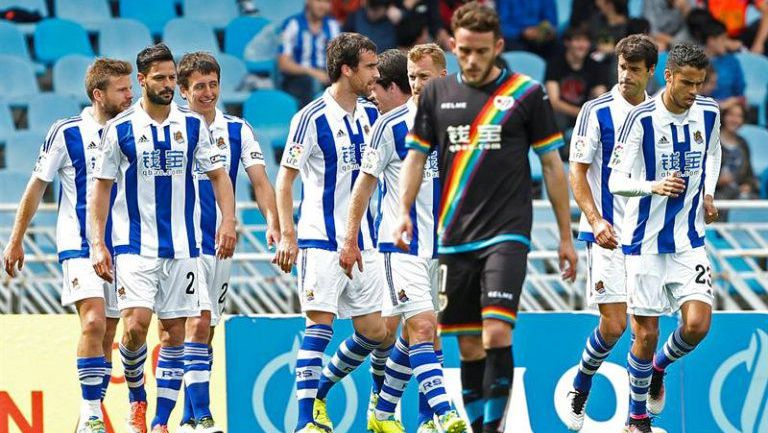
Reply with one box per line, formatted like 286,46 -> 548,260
175,52 -> 280,432
340,46 -> 467,433
564,34 -> 658,431
89,43 -> 237,433
607,42 -> 720,433
2,58 -> 133,433
394,3 -> 578,433
275,33 -> 387,433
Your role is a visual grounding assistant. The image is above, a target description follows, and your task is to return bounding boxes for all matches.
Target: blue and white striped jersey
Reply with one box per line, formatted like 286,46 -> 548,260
361,99 -> 439,259
281,89 -> 379,251
570,85 -> 648,242
197,109 -> 265,256
33,107 -> 114,262
281,13 -> 340,70
608,93 -> 721,255
95,101 -> 224,258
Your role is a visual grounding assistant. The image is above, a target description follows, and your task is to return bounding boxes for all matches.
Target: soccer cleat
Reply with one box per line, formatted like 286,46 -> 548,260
366,392 -> 378,431
78,417 -> 107,433
647,369 -> 666,415
126,401 -> 148,433
295,423 -> 327,433
194,416 -> 223,433
313,399 -> 333,432
367,415 -> 405,433
625,417 -> 653,433
150,425 -> 169,433
416,420 -> 439,433
438,410 -> 468,433
565,389 -> 589,431
178,420 -> 196,433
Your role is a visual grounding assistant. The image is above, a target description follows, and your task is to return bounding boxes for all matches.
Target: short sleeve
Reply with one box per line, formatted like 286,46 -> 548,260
194,119 -> 225,174
405,81 -> 438,154
608,112 -> 644,174
33,123 -> 68,182
280,18 -> 299,57
281,110 -> 316,170
93,121 -> 121,180
528,84 -> 566,155
361,121 -> 395,177
569,104 -> 600,164
239,121 -> 266,168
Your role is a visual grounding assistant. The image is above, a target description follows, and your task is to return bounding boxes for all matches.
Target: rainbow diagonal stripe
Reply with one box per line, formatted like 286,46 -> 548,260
438,322 -> 483,336
438,73 -> 541,237
531,132 -> 564,154
406,133 -> 431,153
481,306 -> 517,324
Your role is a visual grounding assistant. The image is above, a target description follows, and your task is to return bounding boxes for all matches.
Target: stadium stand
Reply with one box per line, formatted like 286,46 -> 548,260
503,51 -> 546,83
217,53 -> 250,104
444,52 -> 460,75
242,89 -> 298,150
54,0 -> 111,32
0,0 -> 48,34
118,0 -> 177,36
224,16 -> 276,75
0,99 -> 14,142
251,0 -> 302,26
0,20 -> 30,59
5,130 -> 43,173
53,54 -> 94,105
163,18 -> 220,58
736,52 -> 768,126
0,55 -> 39,106
26,94 -> 81,135
97,18 -> 153,62
739,124 -> 768,177
183,0 -> 238,30
33,18 -> 94,65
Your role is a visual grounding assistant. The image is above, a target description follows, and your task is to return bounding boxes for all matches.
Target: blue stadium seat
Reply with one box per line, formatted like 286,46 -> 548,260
655,50 -> 668,87
218,53 -> 250,105
33,19 -> 94,65
183,0 -> 238,29
444,52 -> 460,75
628,0 -> 643,17
252,0 -> 302,26
27,94 -> 81,135
119,0 -> 177,36
163,18 -> 220,58
503,51 -> 546,83
0,0 -> 48,34
736,52 -> 768,126
0,99 -> 14,142
224,16 -> 275,74
0,55 -> 39,106
0,171 -> 31,218
55,0 -> 111,32
243,89 -> 298,150
0,21 -> 31,60
98,19 -> 153,62
738,124 -> 768,175
555,0 -> 572,31
5,130 -> 43,173
53,55 -> 94,105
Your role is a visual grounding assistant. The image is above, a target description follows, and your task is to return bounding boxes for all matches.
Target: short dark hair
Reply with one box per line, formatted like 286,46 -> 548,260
136,43 -> 174,75
451,1 -> 501,39
177,52 -> 220,89
326,33 -> 377,83
666,42 -> 709,72
563,24 -> 591,41
376,49 -> 411,95
615,34 -> 658,69
699,18 -> 727,44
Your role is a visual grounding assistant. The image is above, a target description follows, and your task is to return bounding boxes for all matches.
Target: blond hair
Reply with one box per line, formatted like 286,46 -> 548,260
85,58 -> 132,102
408,43 -> 446,70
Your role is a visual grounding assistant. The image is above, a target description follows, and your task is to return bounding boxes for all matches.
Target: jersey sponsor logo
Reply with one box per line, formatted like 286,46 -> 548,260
140,149 -> 186,176
87,141 -> 98,149
250,151 -> 264,161
658,135 -> 669,145
493,95 -> 515,111
336,129 -> 345,138
487,290 -> 516,301
423,150 -> 439,179
138,135 -> 149,144
340,143 -> 361,173
440,102 -> 467,110
659,150 -> 703,178
446,124 -> 502,152
304,289 -> 314,301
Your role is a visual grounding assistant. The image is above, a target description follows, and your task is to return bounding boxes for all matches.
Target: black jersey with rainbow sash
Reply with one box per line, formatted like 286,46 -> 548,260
406,69 -> 564,254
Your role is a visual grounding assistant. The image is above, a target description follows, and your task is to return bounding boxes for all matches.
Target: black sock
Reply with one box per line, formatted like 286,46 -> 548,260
483,346 -> 513,433
461,358 -> 486,431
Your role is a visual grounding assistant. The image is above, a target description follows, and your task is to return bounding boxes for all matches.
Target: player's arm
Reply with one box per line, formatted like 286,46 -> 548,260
90,123 -> 120,283
275,166 -> 299,273
241,123 -> 280,248
206,167 -> 237,259
703,112 -> 722,224
3,177 -> 48,277
339,173 -> 377,278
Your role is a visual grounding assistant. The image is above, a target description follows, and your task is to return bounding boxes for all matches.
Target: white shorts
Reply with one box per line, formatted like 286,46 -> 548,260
298,248 -> 383,319
625,248 -> 714,316
381,252 -> 439,319
61,258 -> 119,318
585,242 -> 627,306
198,255 -> 232,326
114,254 -> 200,320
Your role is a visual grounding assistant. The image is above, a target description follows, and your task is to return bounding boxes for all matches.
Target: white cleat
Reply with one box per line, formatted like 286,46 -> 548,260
565,389 -> 588,431
194,417 -> 223,433
647,369 -> 666,415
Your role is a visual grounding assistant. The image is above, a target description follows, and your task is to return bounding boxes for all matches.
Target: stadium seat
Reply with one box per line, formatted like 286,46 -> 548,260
628,0 -> 643,17
444,52 -> 460,75
0,99 -> 14,142
252,0 -> 302,26
218,54 -> 250,105
736,53 -> 768,126
224,16 -> 276,74
27,94 -> 81,135
183,0 -> 238,29
738,124 -> 768,175
0,21 -> 31,60
163,18 -> 220,58
5,130 -> 43,173
0,0 -> 48,34
243,89 -> 298,150
119,0 -> 177,36
55,0 -> 111,32
0,171 -> 31,224
98,19 -> 152,62
555,0 -> 572,31
33,19 -> 94,65
53,55 -> 94,105
503,51 -> 546,83
655,50 -> 668,87
0,55 -> 39,106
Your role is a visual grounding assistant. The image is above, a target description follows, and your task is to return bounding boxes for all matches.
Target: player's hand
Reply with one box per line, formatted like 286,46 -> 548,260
216,219 -> 237,259
91,242 -> 114,283
393,213 -> 413,252
338,239 -> 363,279
265,224 -> 280,251
559,240 -> 578,282
652,174 -> 686,198
591,218 -> 618,250
703,194 -> 719,224
3,240 -> 24,278
273,234 -> 298,273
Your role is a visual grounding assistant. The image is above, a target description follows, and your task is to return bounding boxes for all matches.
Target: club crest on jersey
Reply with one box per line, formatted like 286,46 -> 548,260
398,289 -> 410,303
174,131 -> 184,143
71,278 -> 79,290
216,136 -> 226,148
493,95 -> 515,111
117,287 -> 126,299
693,130 -> 703,144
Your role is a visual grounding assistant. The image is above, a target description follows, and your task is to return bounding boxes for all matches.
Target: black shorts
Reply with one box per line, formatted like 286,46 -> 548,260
437,241 -> 527,336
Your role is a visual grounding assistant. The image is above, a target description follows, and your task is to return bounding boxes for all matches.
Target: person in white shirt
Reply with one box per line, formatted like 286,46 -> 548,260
563,34 -> 657,432
274,33 -> 388,433
89,44 -> 237,433
2,58 -> 133,433
174,51 -> 280,433
608,42 -> 721,433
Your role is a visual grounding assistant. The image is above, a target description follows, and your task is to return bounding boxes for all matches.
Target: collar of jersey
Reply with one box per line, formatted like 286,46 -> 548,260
611,84 -> 650,111
209,107 -> 228,131
456,67 -> 509,87
322,88 -> 366,123
132,98 -> 185,130
654,91 -> 703,126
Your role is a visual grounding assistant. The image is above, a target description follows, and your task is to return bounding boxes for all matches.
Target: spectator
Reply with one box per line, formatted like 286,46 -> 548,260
643,0 -> 693,51
570,0 -> 598,29
395,12 -> 431,49
496,0 -> 558,58
590,0 -> 629,58
545,25 -> 610,137
332,0 -> 362,24
704,0 -> 768,54
388,0 -> 451,48
700,18 -> 746,111
717,104 -> 759,200
343,0 -> 397,51
278,0 -> 340,107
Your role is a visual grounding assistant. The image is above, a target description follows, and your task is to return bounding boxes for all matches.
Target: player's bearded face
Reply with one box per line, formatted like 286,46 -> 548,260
141,61 -> 176,106
349,50 -> 380,97
101,75 -> 133,118
617,56 -> 652,99
666,65 -> 707,110
453,28 -> 503,86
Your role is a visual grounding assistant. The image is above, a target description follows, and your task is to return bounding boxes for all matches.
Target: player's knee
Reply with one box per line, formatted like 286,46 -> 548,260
185,315 -> 211,344
81,314 -> 106,340
123,320 -> 149,347
601,316 -> 627,344
458,335 -> 485,361
682,320 -> 709,344
408,320 -> 436,344
634,326 -> 659,350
